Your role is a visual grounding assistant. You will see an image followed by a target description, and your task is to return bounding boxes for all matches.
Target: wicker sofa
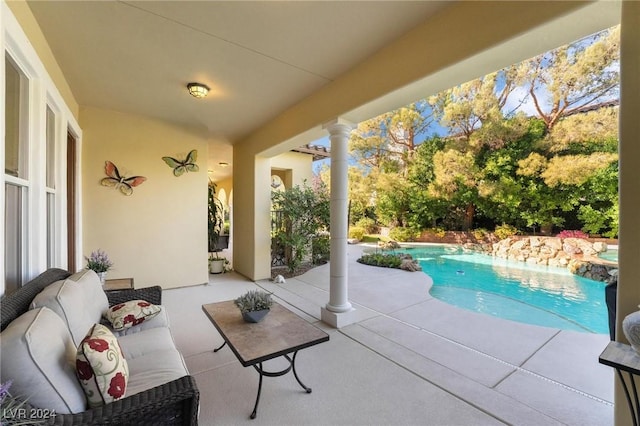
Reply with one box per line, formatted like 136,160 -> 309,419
0,268 -> 199,426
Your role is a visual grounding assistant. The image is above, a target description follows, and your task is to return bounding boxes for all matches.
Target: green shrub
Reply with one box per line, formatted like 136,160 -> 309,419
472,228 -> 488,240
357,253 -> 403,269
494,224 -> 518,240
312,234 -> 330,264
427,227 -> 446,238
349,226 -> 365,240
389,227 -> 419,242
355,217 -> 377,234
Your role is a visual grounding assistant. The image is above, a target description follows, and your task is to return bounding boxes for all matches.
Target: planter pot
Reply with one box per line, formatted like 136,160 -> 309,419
242,309 -> 270,323
97,271 -> 107,286
209,259 -> 225,274
623,308 -> 640,354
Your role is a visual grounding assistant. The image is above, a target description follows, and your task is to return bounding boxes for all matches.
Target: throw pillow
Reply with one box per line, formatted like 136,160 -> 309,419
104,300 -> 161,331
76,324 -> 129,407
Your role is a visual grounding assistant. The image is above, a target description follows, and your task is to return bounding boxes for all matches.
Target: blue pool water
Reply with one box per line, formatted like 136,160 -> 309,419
598,249 -> 618,263
398,245 -> 608,334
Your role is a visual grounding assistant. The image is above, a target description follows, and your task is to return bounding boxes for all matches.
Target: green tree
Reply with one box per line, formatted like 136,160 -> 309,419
271,181 -> 330,273
429,68 -> 518,141
519,26 -> 619,131
349,101 -> 433,175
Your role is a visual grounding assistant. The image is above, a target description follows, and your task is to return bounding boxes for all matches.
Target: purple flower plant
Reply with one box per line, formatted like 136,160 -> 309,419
0,380 -> 12,401
85,249 -> 113,273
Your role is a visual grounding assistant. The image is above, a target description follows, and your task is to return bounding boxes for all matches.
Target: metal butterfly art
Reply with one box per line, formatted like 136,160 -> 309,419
162,149 -> 199,177
100,161 -> 147,196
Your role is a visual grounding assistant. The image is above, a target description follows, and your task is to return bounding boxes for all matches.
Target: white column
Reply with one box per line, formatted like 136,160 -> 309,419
321,119 -> 356,328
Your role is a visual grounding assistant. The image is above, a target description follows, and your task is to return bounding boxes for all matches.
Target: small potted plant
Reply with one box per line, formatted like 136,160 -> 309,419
234,290 -> 273,323
209,253 -> 229,274
85,249 -> 113,285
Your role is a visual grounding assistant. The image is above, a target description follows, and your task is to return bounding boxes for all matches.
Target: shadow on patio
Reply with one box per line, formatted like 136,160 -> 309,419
163,244 -> 612,425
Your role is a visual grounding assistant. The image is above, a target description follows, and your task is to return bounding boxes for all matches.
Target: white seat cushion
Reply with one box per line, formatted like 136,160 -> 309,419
0,307 -> 86,414
126,349 -> 189,398
117,326 -> 179,360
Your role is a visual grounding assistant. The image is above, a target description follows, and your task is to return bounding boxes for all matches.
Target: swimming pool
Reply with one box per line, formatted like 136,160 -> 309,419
399,245 -> 608,334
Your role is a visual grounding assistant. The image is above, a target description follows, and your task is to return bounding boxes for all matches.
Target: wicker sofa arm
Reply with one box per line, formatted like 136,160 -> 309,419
25,375 -> 199,426
105,286 -> 162,306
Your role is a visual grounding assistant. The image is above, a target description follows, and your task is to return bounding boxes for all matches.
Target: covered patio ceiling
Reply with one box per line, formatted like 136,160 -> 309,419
25,1 -> 621,183
25,0 -> 450,180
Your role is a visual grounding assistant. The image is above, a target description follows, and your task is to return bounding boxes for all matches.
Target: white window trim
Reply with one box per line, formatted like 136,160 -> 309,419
2,3 -> 83,295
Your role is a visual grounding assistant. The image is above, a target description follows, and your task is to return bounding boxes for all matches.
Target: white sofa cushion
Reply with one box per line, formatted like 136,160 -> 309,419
66,269 -> 109,319
117,326 -> 179,359
126,349 -> 189,398
31,279 -> 94,346
33,270 -> 168,339
0,307 -> 86,414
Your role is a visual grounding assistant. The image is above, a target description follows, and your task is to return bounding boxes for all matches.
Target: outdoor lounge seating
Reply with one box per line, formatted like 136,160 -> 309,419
0,268 -> 199,426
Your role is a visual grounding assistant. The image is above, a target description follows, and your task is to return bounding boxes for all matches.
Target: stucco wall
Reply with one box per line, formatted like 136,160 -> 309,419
271,151 -> 313,188
80,106 -> 208,289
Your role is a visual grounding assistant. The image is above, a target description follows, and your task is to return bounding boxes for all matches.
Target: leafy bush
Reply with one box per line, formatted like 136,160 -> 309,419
424,227 -> 446,238
349,226 -> 365,240
357,253 -> 403,269
312,234 -> 330,264
557,229 -> 589,239
389,227 -> 419,242
494,224 -> 518,240
472,228 -> 488,240
271,181 -> 330,273
355,217 -> 377,234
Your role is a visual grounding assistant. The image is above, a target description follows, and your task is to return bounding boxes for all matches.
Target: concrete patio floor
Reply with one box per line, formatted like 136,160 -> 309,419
163,244 -> 613,425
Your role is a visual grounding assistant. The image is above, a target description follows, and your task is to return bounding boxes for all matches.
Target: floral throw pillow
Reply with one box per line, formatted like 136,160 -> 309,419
76,324 -> 129,407
104,300 -> 161,331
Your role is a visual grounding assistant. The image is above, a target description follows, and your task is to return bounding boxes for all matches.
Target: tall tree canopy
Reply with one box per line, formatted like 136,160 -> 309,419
518,26 -> 619,131
316,26 -> 620,238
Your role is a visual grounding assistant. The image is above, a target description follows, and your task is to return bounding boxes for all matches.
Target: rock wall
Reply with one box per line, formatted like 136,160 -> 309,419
484,237 -> 617,283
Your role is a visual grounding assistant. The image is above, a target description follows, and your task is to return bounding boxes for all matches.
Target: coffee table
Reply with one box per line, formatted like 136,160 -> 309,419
202,300 -> 330,419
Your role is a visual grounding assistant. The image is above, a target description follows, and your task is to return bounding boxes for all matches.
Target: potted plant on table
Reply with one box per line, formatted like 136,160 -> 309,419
85,249 -> 113,285
234,290 -> 273,323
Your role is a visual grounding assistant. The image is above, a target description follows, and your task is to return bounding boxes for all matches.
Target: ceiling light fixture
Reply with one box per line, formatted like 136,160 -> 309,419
187,82 -> 210,99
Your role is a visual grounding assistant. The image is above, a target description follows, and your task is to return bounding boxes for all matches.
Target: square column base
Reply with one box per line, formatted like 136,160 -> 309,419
321,307 -> 357,328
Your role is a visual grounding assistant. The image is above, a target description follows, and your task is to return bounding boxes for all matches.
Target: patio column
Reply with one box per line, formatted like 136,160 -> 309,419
321,119 -> 356,328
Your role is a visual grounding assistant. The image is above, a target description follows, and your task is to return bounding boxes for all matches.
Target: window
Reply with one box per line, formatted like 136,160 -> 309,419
4,54 -> 30,292
46,106 -> 57,267
5,55 -> 28,178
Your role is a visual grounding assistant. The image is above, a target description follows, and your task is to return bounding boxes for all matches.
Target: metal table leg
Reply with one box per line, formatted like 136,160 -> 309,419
214,341 -> 227,352
616,368 -> 640,426
249,351 -> 311,419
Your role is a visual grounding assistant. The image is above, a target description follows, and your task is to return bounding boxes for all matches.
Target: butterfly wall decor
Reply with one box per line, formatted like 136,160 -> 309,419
100,161 -> 147,196
162,149 -> 199,177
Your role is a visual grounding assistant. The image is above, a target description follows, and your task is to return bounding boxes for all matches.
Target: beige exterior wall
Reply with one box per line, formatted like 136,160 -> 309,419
615,2 -> 640,425
271,151 -> 313,188
80,106 -> 208,289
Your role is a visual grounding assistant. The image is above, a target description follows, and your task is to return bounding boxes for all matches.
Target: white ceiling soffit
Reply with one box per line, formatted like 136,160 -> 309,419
26,0 -> 449,144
